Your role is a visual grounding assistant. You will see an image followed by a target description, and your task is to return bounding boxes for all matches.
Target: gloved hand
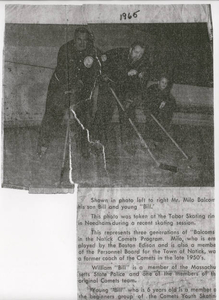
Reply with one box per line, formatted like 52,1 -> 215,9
102,74 -> 114,83
124,99 -> 133,110
128,69 -> 138,76
159,101 -> 166,109
76,80 -> 84,90
102,74 -> 109,82
101,54 -> 107,62
138,72 -> 144,79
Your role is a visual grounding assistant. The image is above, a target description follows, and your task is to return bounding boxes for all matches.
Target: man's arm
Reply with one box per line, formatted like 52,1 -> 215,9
101,48 -> 128,82
54,43 -> 70,86
137,56 -> 151,83
143,84 -> 160,115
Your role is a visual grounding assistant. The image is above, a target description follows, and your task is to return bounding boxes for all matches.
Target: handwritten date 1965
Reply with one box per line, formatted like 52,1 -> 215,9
120,10 -> 140,21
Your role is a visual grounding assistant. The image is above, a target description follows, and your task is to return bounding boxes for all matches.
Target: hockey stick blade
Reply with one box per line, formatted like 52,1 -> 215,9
159,163 -> 178,173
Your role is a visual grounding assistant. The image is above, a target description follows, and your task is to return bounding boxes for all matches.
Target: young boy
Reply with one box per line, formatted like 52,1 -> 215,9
144,75 -> 176,141
145,75 -> 176,125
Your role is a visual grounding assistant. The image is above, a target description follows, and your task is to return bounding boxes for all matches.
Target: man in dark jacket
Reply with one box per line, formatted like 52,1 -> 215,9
38,27 -> 102,158
93,41 -> 151,153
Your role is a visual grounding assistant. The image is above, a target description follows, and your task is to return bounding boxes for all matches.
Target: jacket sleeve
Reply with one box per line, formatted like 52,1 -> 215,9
54,44 -> 70,86
144,84 -> 160,115
165,94 -> 177,111
101,48 -> 128,82
137,56 -> 151,83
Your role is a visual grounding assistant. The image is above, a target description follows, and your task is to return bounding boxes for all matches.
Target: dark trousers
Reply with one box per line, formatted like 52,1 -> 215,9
38,86 -> 68,149
38,82 -> 91,156
91,82 -> 115,144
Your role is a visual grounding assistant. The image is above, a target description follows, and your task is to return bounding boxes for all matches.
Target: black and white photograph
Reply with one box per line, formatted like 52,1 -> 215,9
2,4 -> 214,190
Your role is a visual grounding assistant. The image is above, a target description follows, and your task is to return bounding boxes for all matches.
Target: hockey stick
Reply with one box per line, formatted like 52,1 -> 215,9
150,113 -> 189,160
108,84 -> 178,173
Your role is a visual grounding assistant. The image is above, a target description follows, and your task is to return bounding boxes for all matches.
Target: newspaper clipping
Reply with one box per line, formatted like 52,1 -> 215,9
2,3 -> 215,300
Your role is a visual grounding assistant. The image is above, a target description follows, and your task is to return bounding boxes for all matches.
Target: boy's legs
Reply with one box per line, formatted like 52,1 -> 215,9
157,105 -> 174,129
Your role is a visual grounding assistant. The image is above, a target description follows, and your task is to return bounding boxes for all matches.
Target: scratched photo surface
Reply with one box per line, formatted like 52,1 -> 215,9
3,11 -> 213,190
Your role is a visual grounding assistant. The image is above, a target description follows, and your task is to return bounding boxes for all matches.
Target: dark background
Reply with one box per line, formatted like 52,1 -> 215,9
4,23 -> 213,127
5,23 -> 213,86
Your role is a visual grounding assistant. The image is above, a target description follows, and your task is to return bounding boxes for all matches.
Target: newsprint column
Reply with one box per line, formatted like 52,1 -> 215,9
78,188 -> 216,299
78,188 -> 215,299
